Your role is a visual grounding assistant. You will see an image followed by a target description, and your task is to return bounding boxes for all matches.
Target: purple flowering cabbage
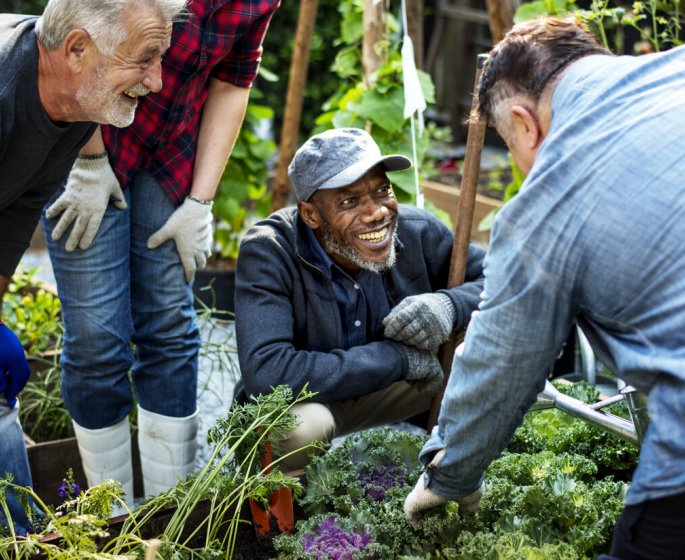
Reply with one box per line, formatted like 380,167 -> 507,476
301,517 -> 374,560
358,463 -> 405,501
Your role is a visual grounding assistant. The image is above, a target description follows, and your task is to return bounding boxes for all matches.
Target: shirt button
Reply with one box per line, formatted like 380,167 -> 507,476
354,320 -> 361,327
353,284 -> 360,290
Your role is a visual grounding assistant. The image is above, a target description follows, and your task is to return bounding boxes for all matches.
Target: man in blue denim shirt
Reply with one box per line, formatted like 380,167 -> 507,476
234,128 -> 485,470
404,17 -> 685,559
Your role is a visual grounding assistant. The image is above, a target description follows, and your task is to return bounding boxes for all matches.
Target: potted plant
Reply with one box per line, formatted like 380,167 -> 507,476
193,81 -> 277,316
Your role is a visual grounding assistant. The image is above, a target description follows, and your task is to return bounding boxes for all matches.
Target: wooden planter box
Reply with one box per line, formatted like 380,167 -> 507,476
31,470 -> 304,560
423,179 -> 502,246
34,501 -> 283,560
26,436 -> 144,509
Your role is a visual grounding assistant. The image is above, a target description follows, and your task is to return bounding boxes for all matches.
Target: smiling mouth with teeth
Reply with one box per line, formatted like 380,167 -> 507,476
357,226 -> 388,243
123,85 -> 150,99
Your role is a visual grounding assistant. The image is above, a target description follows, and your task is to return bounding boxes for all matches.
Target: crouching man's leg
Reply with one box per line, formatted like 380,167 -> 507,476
276,382 -> 431,471
331,381 -> 432,436
275,403 -> 336,471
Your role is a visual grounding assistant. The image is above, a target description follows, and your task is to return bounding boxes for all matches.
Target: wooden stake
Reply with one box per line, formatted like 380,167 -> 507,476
427,55 -> 488,430
270,0 -> 319,212
406,0 -> 423,68
484,0 -> 518,43
362,0 -> 384,88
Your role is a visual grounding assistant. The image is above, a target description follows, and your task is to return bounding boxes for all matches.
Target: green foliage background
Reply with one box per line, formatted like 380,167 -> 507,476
0,0 -> 46,14
260,0 -> 342,142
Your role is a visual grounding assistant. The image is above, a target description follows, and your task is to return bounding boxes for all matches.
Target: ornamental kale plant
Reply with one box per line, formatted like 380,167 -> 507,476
277,379 -> 639,559
302,516 -> 374,560
507,381 -> 639,480
358,462 -> 406,502
298,428 -> 425,516
275,428 -> 460,559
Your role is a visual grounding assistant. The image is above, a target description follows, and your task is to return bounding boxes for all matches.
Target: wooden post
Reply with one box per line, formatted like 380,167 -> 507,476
406,0 -> 423,68
427,55 -> 488,430
362,0 -> 384,87
270,0 -> 319,212
484,0 -> 518,43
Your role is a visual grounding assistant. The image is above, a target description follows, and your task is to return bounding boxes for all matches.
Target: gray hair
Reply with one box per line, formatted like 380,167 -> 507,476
36,0 -> 187,56
477,16 -> 610,129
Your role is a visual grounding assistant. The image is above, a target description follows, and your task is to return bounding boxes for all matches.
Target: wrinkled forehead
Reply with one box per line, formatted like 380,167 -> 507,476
115,4 -> 172,55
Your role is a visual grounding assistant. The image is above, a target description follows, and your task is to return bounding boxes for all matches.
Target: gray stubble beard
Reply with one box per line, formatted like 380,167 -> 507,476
319,219 -> 398,274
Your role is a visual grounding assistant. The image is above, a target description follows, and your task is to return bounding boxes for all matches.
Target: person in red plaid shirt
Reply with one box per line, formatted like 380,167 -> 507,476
42,0 -> 280,511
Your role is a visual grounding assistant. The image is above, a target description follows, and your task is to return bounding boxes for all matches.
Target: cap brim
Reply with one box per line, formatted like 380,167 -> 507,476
318,154 -> 412,191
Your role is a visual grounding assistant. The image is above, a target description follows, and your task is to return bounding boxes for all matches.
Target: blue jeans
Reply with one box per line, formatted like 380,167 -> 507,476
42,172 -> 200,428
0,401 -> 33,534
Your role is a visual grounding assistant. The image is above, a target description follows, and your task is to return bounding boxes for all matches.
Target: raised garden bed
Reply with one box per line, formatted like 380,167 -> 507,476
2,381 -> 639,559
423,179 -> 502,246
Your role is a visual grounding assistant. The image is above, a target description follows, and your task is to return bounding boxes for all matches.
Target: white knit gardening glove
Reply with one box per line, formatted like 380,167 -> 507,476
384,293 -> 456,350
402,346 -> 444,396
404,449 -> 484,528
45,155 -> 126,251
147,196 -> 214,282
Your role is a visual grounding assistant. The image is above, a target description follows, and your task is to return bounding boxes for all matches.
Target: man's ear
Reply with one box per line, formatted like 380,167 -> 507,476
298,201 -> 321,230
510,104 -> 543,152
63,29 -> 94,72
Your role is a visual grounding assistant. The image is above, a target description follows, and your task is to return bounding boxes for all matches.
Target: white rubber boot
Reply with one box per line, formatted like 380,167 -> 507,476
137,406 -> 198,498
72,416 -> 134,517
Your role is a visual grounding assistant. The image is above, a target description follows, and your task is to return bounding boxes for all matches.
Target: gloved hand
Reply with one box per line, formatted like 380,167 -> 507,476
384,293 -> 456,350
147,196 -> 214,282
0,321 -> 31,408
45,154 -> 127,251
404,449 -> 484,528
403,346 -> 444,396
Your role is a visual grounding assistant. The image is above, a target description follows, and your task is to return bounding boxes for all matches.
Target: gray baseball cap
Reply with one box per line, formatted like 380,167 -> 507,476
288,128 -> 412,202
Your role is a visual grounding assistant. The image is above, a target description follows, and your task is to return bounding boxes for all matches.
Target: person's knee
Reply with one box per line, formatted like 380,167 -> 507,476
133,302 -> 200,355
287,403 -> 336,448
60,310 -> 133,376
275,403 -> 336,470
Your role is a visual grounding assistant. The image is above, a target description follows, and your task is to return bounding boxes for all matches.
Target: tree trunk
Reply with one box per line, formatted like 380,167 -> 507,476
484,0 -> 518,43
270,0 -> 319,212
362,0 -> 384,87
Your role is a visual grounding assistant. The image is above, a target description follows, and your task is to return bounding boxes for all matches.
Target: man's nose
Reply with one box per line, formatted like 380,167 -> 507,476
360,200 -> 389,224
143,60 -> 163,93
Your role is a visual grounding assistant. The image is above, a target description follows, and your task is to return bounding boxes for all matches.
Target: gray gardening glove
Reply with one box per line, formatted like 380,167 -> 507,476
403,346 -> 444,396
384,293 -> 456,350
45,155 -> 126,251
147,196 -> 214,282
404,449 -> 484,528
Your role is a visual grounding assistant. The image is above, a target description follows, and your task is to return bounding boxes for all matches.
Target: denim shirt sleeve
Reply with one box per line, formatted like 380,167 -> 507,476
421,214 -> 577,499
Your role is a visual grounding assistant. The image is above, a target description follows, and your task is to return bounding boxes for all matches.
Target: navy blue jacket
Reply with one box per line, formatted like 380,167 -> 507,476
234,205 -> 485,403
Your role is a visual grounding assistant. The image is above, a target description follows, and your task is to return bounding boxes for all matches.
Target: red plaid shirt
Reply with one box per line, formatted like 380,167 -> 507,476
102,0 -> 280,205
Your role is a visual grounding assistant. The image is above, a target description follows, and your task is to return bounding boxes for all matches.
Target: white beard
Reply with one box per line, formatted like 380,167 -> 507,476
75,66 -> 142,128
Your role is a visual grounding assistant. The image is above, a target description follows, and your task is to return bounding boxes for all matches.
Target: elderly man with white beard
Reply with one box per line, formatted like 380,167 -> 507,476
0,0 -> 185,533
